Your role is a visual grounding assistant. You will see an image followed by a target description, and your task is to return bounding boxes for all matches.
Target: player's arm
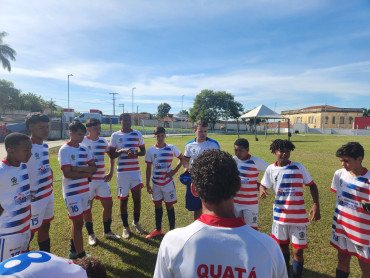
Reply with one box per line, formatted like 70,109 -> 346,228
165,156 -> 183,178
259,185 -> 269,199
146,163 -> 153,194
182,156 -> 190,173
308,182 -> 321,221
62,166 -> 93,179
104,156 -> 115,182
137,145 -> 146,156
0,204 -> 3,216
108,148 -> 126,159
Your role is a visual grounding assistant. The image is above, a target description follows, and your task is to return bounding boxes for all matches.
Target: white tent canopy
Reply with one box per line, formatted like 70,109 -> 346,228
239,104 -> 290,140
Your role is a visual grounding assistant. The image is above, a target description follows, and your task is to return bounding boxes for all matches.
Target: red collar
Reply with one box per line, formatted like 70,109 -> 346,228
361,168 -> 368,176
1,158 -> 10,166
274,161 -> 291,167
155,143 -> 167,148
198,214 -> 246,228
121,129 -> 133,133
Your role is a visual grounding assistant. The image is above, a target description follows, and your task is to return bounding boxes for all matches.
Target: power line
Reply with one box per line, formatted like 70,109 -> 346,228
109,93 -> 119,116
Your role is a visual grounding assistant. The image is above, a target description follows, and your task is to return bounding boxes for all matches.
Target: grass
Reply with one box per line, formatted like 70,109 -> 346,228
31,133 -> 370,278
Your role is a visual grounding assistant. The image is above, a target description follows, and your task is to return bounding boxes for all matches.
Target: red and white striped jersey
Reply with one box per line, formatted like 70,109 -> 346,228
110,129 -> 145,173
233,155 -> 269,207
26,142 -> 53,203
58,143 -> 93,198
331,168 -> 370,247
145,144 -> 182,186
0,160 -> 31,237
81,136 -> 109,182
261,161 -> 314,226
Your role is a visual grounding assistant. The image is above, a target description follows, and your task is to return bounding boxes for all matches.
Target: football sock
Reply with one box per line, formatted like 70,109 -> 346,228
70,238 -> 76,253
335,269 -> 349,278
121,213 -> 128,227
292,259 -> 303,278
133,212 -> 140,223
85,221 -> 94,235
77,251 -> 86,259
38,238 -> 50,253
167,208 -> 175,230
103,218 -> 112,233
283,253 -> 290,277
155,207 -> 163,231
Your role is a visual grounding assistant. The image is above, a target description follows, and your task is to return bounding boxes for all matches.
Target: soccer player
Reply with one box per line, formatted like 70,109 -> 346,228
58,121 -> 97,259
181,120 -> 220,220
0,251 -> 107,278
145,127 -> 183,238
154,149 -> 288,278
260,139 -> 321,278
0,133 -> 32,262
233,138 -> 269,230
80,118 -> 120,246
109,113 -> 146,239
25,113 -> 54,253
330,142 -> 370,278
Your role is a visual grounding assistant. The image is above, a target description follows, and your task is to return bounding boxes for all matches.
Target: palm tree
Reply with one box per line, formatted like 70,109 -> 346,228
363,108 -> 370,117
0,32 -> 17,72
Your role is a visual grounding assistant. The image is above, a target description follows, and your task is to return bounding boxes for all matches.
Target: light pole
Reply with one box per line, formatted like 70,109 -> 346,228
132,87 -> 136,114
67,74 -> 73,122
109,92 -> 118,116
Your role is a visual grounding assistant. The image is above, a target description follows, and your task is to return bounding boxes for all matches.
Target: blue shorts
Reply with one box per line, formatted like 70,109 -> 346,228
179,172 -> 202,211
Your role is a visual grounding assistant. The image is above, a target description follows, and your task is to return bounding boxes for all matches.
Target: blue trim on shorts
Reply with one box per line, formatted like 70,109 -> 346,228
179,172 -> 201,211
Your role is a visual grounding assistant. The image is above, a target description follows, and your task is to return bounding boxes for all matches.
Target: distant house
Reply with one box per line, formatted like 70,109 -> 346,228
281,105 -> 363,129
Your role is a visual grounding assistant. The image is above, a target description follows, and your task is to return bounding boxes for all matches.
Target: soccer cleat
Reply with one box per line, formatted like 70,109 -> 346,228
88,234 -> 97,246
132,221 -> 145,234
145,229 -> 163,239
69,251 -> 77,260
122,227 -> 131,239
104,231 -> 121,240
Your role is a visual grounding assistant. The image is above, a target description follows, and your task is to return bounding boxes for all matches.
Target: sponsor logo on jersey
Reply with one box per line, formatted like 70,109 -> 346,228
154,153 -> 157,158
11,177 -> 18,186
34,153 -> 40,160
38,165 -> 48,175
88,145 -> 92,150
71,154 -> 76,160
14,192 -> 29,205
299,232 -> 305,240
192,148 -> 196,154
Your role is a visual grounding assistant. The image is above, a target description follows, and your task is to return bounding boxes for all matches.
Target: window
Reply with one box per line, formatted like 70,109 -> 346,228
332,116 -> 335,124
340,117 -> 344,124
349,117 -> 353,124
325,116 -> 328,124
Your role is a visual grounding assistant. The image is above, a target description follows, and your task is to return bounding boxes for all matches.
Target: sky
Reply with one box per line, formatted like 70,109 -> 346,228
1,0 -> 369,116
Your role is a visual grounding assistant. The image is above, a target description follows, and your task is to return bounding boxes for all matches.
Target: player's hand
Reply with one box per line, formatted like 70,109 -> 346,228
127,149 -> 137,157
104,172 -> 113,182
309,203 -> 321,221
259,186 -> 268,199
361,200 -> 370,213
146,185 -> 153,194
184,168 -> 190,174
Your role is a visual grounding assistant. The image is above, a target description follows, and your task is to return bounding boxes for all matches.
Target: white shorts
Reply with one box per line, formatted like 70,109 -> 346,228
152,181 -> 177,205
30,194 -> 54,233
89,181 -> 112,200
271,222 -> 308,249
64,192 -> 91,219
117,172 -> 143,200
0,231 -> 31,262
331,230 -> 370,263
234,204 -> 259,230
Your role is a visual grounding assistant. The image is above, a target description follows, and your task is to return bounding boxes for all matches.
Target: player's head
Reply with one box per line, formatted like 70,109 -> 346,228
69,121 -> 86,143
194,120 -> 208,143
119,113 -> 131,130
154,126 -> 166,144
4,133 -> 32,163
25,112 -> 50,140
86,118 -> 101,137
234,138 -> 249,161
336,142 -> 364,172
76,256 -> 106,278
270,139 -> 295,163
191,149 -> 240,204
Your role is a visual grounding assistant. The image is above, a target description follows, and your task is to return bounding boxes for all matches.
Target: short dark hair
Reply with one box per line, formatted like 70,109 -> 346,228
5,133 -> 30,150
25,112 -> 49,130
76,256 -> 106,278
69,121 -> 86,133
194,120 -> 208,129
336,142 -> 364,159
270,139 -> 295,153
234,138 -> 249,149
154,126 -> 166,135
192,149 -> 240,204
119,113 -> 131,121
86,118 -> 101,127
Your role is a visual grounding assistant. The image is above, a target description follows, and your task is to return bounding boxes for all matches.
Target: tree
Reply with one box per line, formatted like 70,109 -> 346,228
156,102 -> 171,120
0,32 -> 16,72
179,109 -> 189,115
189,89 -> 243,129
20,92 -> 44,112
0,79 -> 22,111
363,108 -> 370,117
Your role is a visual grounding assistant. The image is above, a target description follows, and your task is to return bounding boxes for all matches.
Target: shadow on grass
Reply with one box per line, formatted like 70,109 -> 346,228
105,263 -> 152,278
131,232 -> 164,247
299,269 -> 333,278
291,141 -> 321,143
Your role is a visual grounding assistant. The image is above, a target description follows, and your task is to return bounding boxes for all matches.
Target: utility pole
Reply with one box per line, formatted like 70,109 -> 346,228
132,87 -> 136,114
119,104 -> 124,114
109,92 -> 118,116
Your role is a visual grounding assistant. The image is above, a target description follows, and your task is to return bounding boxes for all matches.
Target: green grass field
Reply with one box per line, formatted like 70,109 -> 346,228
32,134 -> 370,278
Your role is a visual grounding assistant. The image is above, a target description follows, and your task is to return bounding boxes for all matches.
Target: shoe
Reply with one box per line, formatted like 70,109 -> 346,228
88,234 -> 97,246
104,231 -> 120,239
132,221 -> 145,234
122,227 -> 131,239
145,229 -> 163,239
69,251 -> 77,260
